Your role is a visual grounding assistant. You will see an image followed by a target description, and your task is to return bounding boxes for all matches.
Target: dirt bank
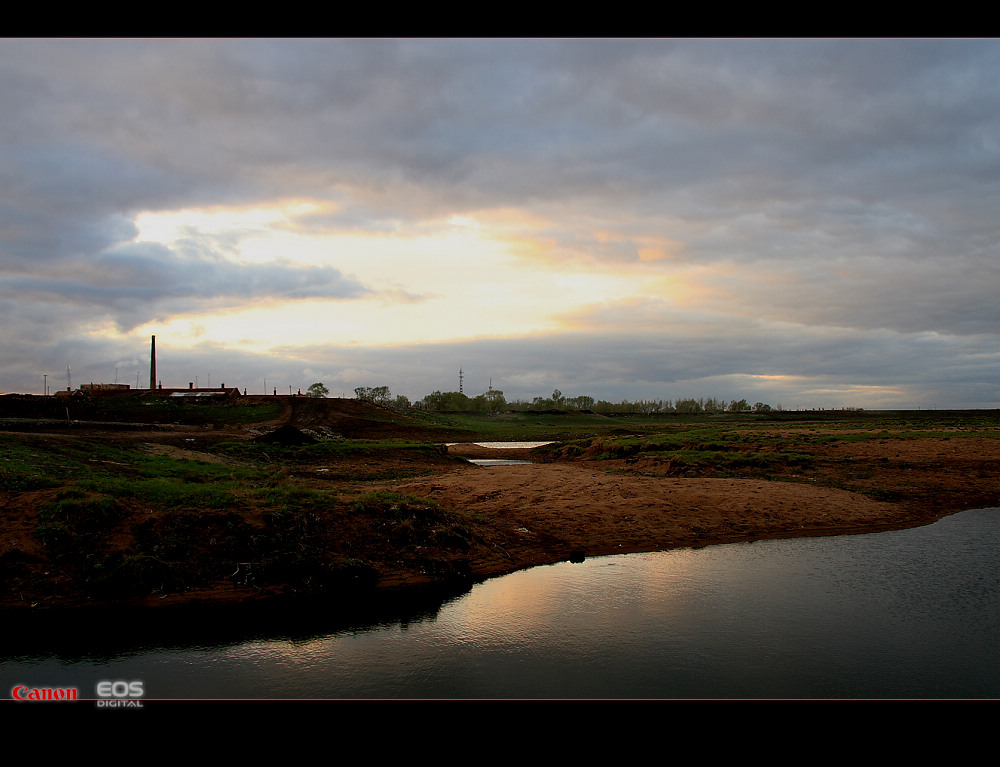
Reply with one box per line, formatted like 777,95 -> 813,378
390,463 -> 920,575
397,431 -> 1000,578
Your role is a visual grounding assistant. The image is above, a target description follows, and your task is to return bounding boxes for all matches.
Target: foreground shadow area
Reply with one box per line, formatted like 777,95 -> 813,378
0,583 -> 473,662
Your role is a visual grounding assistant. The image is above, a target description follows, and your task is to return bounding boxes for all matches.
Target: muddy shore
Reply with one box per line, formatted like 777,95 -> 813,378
392,434 -> 999,579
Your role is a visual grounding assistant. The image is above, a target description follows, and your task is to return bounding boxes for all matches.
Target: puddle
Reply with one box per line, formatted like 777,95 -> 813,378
446,441 -> 553,449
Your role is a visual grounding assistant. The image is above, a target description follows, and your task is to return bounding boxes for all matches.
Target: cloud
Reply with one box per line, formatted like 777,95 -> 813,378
1,40 -> 998,407
0,241 -> 372,331
5,317 -> 996,409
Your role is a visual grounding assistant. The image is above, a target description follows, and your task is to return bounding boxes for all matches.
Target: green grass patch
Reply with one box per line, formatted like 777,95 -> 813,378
35,492 -> 125,546
214,439 -> 446,461
88,476 -> 240,510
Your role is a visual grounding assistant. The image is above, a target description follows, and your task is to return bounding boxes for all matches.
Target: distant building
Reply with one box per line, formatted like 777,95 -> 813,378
150,383 -> 242,399
62,383 -> 242,399
80,383 -> 131,392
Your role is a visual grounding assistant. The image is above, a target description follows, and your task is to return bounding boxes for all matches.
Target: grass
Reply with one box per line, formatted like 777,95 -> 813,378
406,408 -> 626,441
533,412 -> 1000,487
0,394 -> 284,426
5,402 -> 998,604
401,407 -> 1000,444
213,438 -> 448,461
0,435 -> 78,491
7,429 -> 481,601
35,492 -> 125,546
353,491 -> 480,550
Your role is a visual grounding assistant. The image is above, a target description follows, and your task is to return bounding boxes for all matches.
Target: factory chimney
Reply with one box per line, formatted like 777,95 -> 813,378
150,335 -> 156,391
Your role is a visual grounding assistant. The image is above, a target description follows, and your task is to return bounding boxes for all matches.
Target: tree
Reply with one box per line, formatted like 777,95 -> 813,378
675,398 -> 703,414
416,390 -> 471,411
483,388 -> 506,412
355,386 -> 392,405
306,382 -> 329,398
565,394 -> 595,410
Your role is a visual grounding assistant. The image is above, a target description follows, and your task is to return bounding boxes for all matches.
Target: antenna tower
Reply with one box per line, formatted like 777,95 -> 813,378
459,367 -> 463,394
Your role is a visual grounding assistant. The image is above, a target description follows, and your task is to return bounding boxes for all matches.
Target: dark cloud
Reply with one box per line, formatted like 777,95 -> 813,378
0,241 -> 371,331
1,40 -> 998,406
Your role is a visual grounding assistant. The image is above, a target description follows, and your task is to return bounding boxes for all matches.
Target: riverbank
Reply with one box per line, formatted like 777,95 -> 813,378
393,463 -> 915,577
2,403 -> 998,610
421,428 -> 1000,570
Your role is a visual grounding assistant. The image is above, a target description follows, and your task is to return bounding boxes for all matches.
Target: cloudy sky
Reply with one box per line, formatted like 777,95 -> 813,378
2,39 -> 998,408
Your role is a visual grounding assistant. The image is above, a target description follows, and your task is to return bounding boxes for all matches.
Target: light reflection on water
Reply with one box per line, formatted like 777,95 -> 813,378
444,441 -> 553,449
471,441 -> 554,449
3,508 -> 998,698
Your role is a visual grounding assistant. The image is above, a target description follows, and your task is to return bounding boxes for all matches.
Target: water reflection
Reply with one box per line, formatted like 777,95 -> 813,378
450,442 -> 554,449
3,508 -> 998,698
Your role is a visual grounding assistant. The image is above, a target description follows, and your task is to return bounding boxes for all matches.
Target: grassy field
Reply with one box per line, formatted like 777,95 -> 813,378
1,429 -> 481,604
410,406 -> 1000,443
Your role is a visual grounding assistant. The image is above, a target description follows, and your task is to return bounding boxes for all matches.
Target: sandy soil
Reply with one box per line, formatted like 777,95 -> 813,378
392,462 -> 915,575
384,432 -> 1000,577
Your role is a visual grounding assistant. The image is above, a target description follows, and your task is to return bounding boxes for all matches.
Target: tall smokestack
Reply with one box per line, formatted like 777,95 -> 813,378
150,335 -> 156,391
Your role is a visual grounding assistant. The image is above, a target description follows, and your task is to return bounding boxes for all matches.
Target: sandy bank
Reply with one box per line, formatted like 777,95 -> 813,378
392,463 -> 920,575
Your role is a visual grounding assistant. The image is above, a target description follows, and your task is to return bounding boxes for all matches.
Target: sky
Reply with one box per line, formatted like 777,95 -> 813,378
1,39 -> 998,409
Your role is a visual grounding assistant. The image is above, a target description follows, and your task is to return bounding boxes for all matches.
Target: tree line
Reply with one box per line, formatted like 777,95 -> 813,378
307,382 -> 780,414
504,390 -> 777,414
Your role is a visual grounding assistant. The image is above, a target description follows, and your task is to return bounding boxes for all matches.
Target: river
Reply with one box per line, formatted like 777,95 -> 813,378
3,507 -> 998,699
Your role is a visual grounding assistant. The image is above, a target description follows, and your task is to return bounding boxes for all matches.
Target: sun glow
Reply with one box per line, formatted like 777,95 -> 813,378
125,202 -> 666,352
134,200 -> 328,250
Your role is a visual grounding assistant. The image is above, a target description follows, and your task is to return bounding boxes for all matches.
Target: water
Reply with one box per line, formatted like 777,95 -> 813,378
453,440 -> 548,466
3,508 -> 998,699
449,442 -> 554,449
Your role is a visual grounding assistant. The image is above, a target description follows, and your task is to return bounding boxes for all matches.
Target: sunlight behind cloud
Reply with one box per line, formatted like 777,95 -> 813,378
126,203 -> 660,352
135,201 -> 327,253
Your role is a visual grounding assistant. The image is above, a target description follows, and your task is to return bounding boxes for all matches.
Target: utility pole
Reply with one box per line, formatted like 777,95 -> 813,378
43,374 -> 47,395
